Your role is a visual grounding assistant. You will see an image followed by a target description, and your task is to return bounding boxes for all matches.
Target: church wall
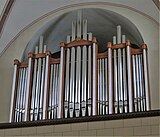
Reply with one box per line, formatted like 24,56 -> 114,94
0,116 -> 159,136
0,3 -> 159,123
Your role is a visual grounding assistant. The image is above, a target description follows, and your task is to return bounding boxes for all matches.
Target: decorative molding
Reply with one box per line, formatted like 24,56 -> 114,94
0,0 -> 15,37
152,0 -> 160,10
0,109 -> 159,129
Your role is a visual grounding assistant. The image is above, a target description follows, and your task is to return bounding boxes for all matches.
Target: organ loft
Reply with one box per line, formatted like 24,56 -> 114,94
0,1 -> 159,136
9,11 -> 151,122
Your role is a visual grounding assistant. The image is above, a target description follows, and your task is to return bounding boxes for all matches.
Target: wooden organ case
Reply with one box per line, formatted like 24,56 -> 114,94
9,11 -> 150,123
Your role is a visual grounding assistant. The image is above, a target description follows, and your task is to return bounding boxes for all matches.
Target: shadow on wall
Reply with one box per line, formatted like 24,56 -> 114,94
22,8 -> 144,61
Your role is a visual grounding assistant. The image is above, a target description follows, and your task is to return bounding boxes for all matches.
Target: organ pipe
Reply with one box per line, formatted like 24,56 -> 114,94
142,44 -> 150,111
126,40 -> 134,112
108,42 -> 113,114
10,60 -> 19,122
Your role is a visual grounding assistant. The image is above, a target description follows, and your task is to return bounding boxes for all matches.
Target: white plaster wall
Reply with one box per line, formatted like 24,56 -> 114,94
0,0 -> 158,56
0,3 -> 159,123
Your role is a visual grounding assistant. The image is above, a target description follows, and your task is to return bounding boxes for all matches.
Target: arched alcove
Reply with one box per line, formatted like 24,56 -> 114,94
22,8 -> 143,61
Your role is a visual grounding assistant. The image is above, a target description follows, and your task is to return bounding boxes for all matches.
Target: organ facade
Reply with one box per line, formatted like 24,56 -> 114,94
9,11 -> 150,123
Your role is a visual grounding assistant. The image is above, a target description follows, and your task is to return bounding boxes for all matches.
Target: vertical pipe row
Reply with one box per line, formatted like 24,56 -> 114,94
48,64 -> 53,119
57,43 -> 65,119
138,55 -> 144,111
92,38 -> 98,116
87,33 -> 92,116
64,36 -> 71,118
75,45 -> 81,117
122,35 -> 128,113
108,42 -> 113,114
113,36 -> 118,113
132,55 -> 138,112
24,53 -> 34,121
142,44 -> 150,111
30,46 -> 38,121
54,64 -> 59,119
102,59 -> 105,115
98,59 -> 102,115
19,67 -> 26,121
117,26 -> 123,113
39,45 -> 47,120
69,21 -> 76,118
10,60 -> 19,122
105,58 -> 108,114
81,19 -> 87,116
126,40 -> 133,112
43,51 -> 51,119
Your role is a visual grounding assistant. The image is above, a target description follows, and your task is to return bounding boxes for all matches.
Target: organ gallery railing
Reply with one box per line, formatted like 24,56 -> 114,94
9,12 -> 150,123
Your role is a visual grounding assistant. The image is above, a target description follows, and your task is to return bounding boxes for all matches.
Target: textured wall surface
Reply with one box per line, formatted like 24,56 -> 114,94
0,116 -> 159,136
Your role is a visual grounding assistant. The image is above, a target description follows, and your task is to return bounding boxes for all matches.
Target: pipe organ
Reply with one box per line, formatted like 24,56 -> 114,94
10,12 -> 150,122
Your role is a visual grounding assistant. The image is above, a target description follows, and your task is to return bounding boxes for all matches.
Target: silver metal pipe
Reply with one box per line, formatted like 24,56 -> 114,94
10,62 -> 18,122
98,59 -> 100,115
92,42 -> 97,115
43,53 -> 50,120
48,64 -> 54,119
81,19 -> 87,116
67,35 -> 71,43
68,19 -> 76,118
51,64 -> 58,119
108,43 -> 113,114
113,49 -> 118,114
135,55 -> 141,112
72,21 -> 76,41
35,58 -> 42,121
88,33 -> 92,41
105,58 -> 108,114
126,43 -> 133,112
122,35 -> 126,43
132,55 -> 138,112
113,36 -> 118,113
57,46 -> 64,119
82,46 -> 87,116
64,48 -> 70,118
19,68 -> 26,122
87,32 -> 92,116
140,55 -> 146,111
54,64 -> 59,119
24,55 -> 33,121
77,10 -> 82,38
22,68 -> 28,121
15,69 -> 23,122
118,48 -> 123,113
30,46 -> 38,121
75,46 -> 81,117
83,20 -> 87,40
39,36 -> 43,53
117,25 -> 121,44
138,55 -> 144,111
39,46 -> 47,120
69,47 -> 75,118
102,59 -> 105,115
64,35 -> 70,118
51,64 -> 56,119
122,48 -> 127,113
99,59 -> 102,115
113,36 -> 116,45
35,38 -> 44,120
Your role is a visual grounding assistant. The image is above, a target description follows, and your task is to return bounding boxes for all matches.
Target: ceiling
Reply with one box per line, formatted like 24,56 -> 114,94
0,0 -> 159,57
